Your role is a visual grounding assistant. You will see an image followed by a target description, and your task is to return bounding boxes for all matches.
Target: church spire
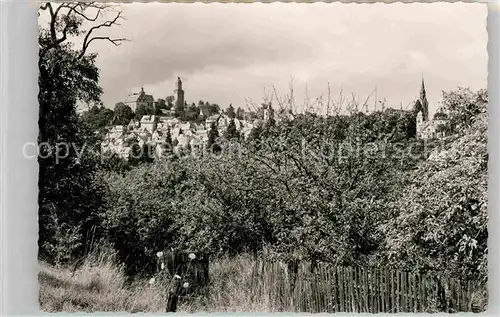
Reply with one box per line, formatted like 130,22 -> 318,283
420,78 -> 426,100
419,77 -> 429,121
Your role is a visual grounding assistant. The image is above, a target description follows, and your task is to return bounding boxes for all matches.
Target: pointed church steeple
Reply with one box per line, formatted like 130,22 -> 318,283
420,78 -> 426,101
419,78 -> 429,121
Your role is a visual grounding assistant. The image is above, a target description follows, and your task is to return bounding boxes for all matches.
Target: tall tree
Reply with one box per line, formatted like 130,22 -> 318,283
165,95 -> 175,110
185,102 -> 199,121
236,107 -> 244,120
226,104 -> 236,119
165,128 -> 173,153
210,103 -> 221,116
81,105 -> 114,131
155,98 -> 167,115
207,121 -> 221,152
225,118 -> 240,140
38,2 -> 126,263
114,102 -> 134,125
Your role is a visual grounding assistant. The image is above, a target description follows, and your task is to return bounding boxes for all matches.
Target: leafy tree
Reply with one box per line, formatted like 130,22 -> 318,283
382,108 -> 487,282
189,102 -> 198,113
206,102 -> 221,116
236,107 -> 245,120
114,102 -> 134,125
101,160 -> 188,275
38,2 -> 125,263
81,105 -> 114,131
94,87 -> 487,288
155,98 -> 167,115
248,123 -> 264,141
160,128 -> 174,156
226,104 -> 236,119
99,152 -> 131,173
185,102 -> 200,121
207,121 -> 221,152
166,95 -> 175,110
225,118 -> 239,140
438,87 -> 487,135
198,101 -> 222,119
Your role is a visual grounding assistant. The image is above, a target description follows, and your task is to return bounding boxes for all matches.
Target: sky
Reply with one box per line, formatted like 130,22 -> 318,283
77,2 -> 487,116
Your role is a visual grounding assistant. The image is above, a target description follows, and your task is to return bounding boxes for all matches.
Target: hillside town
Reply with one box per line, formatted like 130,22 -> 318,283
101,77 -> 449,159
101,78 -> 275,158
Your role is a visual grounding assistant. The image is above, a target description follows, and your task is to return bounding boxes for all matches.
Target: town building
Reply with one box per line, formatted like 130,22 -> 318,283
101,77 -> 265,160
124,87 -> 154,112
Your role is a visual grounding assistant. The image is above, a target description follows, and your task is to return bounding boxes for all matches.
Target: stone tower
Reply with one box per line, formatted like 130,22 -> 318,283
175,77 -> 185,109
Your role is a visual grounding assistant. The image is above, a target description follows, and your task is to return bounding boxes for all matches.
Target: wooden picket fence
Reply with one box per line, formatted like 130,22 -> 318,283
248,260 -> 481,313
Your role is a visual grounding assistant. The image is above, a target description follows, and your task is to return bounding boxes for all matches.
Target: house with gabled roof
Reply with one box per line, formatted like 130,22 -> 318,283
124,87 -> 155,112
140,115 -> 157,133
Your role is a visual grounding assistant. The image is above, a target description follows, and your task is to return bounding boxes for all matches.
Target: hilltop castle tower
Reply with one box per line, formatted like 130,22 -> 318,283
175,77 -> 185,109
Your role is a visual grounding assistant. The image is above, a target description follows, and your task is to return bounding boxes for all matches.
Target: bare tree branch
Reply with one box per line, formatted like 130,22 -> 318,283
78,11 -> 126,59
72,3 -> 113,22
85,36 -> 127,49
272,85 -> 285,114
55,3 -> 81,45
39,2 -> 127,59
53,2 -> 72,19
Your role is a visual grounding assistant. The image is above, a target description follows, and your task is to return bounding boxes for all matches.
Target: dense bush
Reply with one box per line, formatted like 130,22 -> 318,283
100,160 -> 189,275
382,90 -> 488,282
97,108 -> 424,272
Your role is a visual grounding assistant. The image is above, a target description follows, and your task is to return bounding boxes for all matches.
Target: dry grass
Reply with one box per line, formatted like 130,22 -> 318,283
39,253 -> 487,313
39,254 -> 276,313
39,259 -> 167,312
180,255 -> 275,312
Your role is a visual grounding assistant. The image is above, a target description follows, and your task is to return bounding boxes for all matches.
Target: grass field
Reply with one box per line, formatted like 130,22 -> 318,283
39,254 -> 278,312
39,253 -> 487,313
